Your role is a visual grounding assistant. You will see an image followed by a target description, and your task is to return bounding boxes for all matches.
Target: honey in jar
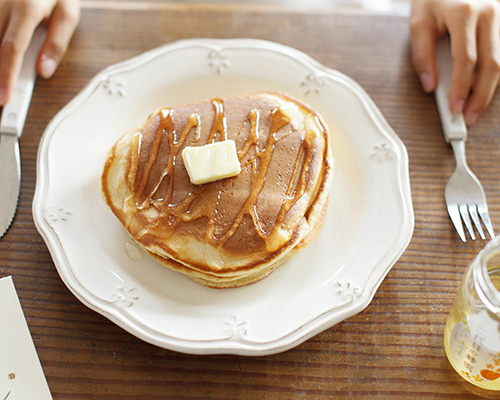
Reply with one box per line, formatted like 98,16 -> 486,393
444,236 -> 500,390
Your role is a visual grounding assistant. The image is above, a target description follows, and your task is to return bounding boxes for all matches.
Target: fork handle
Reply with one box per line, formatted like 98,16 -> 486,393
435,35 -> 468,143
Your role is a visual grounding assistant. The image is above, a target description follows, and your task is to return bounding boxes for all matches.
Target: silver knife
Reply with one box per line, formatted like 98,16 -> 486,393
0,26 -> 46,238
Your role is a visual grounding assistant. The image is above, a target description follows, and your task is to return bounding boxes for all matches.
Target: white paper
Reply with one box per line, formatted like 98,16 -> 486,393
0,276 -> 52,400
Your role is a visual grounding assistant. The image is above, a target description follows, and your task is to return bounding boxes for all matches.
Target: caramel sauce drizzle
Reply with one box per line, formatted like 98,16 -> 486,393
127,132 -> 141,192
217,107 -> 291,242
238,109 -> 260,162
136,121 -> 163,195
135,110 -> 201,208
207,98 -> 227,143
130,98 -> 320,250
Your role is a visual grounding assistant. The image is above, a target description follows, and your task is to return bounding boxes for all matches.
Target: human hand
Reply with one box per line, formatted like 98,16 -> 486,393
410,0 -> 500,124
0,0 -> 80,105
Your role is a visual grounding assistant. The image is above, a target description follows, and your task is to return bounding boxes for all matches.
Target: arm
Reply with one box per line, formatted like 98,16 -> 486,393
0,0 -> 80,105
410,0 -> 500,124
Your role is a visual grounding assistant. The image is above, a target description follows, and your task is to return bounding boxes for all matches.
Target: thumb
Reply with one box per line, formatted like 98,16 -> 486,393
37,0 -> 79,79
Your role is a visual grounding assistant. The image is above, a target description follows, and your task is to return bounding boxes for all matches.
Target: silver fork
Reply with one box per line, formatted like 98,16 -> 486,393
435,36 -> 495,242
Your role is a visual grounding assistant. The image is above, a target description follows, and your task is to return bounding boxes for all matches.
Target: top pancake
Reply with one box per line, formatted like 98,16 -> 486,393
101,92 -> 332,276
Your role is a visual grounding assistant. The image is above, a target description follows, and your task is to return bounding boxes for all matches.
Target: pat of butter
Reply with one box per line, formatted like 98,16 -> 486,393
182,140 -> 241,185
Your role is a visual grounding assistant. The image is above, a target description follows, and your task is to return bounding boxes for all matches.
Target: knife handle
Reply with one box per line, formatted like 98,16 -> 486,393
435,35 -> 468,143
0,26 -> 46,137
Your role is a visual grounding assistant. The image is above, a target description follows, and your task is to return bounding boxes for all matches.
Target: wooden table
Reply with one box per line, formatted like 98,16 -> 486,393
1,1 -> 499,398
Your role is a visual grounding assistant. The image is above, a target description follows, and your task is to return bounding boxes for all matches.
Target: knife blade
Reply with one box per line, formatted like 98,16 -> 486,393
0,26 -> 46,238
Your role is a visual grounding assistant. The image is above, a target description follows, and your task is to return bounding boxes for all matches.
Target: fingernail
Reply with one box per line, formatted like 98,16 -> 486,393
465,111 -> 478,125
0,88 -> 6,105
452,99 -> 465,115
420,72 -> 433,93
40,56 -> 57,78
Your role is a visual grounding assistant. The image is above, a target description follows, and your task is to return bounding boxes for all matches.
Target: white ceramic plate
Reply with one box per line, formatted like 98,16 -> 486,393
33,39 -> 414,355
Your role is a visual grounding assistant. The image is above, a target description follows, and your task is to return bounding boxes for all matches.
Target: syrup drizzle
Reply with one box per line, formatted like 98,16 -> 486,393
129,98 -> 323,250
207,98 -> 227,143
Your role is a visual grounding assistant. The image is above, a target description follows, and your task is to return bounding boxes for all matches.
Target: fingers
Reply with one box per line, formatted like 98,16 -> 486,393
410,10 -> 438,93
463,7 -> 500,124
0,2 -> 10,38
0,2 -> 42,104
446,3 -> 479,115
38,0 -> 80,79
410,0 -> 500,124
0,0 -> 79,105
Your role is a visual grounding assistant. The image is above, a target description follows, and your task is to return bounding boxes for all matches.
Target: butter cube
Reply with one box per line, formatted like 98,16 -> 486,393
182,140 -> 241,185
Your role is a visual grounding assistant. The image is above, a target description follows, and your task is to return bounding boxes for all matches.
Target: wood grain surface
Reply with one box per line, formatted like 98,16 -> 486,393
1,2 -> 499,399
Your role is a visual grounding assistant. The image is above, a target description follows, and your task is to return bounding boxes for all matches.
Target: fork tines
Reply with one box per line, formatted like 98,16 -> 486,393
447,203 -> 495,242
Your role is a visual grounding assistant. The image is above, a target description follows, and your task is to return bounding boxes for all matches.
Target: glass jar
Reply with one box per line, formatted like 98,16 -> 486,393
444,235 -> 500,390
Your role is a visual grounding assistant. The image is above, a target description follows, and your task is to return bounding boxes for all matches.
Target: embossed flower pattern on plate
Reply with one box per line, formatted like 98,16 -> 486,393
208,48 -> 231,74
44,206 -> 71,225
225,314 -> 249,340
301,72 -> 326,96
102,76 -> 126,97
110,286 -> 139,309
371,142 -> 396,162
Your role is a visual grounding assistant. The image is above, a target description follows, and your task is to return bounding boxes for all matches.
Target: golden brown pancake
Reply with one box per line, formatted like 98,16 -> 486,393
101,92 -> 333,288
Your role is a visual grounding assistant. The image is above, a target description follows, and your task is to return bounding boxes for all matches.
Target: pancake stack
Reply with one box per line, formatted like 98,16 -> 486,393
101,92 -> 333,288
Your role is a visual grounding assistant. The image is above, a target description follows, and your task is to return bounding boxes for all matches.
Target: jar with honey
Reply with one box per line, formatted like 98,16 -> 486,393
444,235 -> 500,390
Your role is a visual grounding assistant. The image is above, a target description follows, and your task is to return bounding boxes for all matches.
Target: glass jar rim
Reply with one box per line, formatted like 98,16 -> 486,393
474,235 -> 500,316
